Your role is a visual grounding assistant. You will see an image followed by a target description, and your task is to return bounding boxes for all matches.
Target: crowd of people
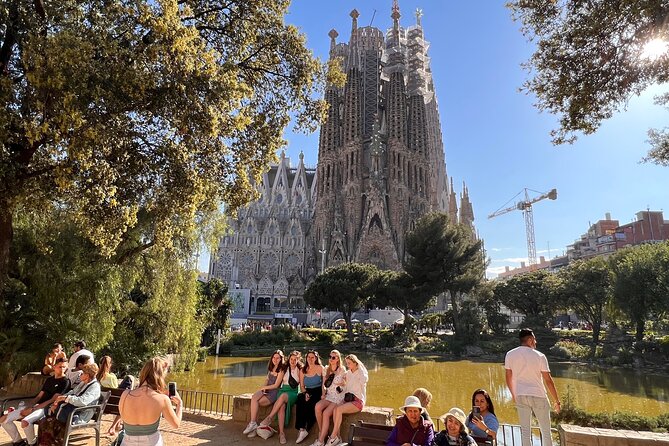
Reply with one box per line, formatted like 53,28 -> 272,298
1,327 -> 560,446
0,341 -> 180,446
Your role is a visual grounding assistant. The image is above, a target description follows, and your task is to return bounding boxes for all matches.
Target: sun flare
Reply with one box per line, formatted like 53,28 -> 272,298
641,38 -> 669,60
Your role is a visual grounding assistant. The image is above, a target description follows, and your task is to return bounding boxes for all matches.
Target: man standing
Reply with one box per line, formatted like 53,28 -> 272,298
505,328 -> 560,446
67,341 -> 94,382
0,358 -> 70,446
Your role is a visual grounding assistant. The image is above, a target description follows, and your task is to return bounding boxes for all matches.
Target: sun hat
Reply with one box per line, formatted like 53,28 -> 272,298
400,395 -> 425,414
440,407 -> 468,429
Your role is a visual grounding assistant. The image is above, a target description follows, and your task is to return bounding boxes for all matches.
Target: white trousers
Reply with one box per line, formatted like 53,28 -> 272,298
515,395 -> 552,446
1,407 -> 47,445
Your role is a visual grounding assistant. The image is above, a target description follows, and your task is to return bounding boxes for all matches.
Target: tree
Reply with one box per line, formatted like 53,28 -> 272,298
493,270 -> 560,328
557,257 -> 612,350
507,0 -> 669,164
473,281 -> 509,335
403,212 -> 485,339
370,270 -> 435,328
610,242 -> 669,342
303,263 -> 379,342
0,0 -> 328,290
199,278 -> 232,346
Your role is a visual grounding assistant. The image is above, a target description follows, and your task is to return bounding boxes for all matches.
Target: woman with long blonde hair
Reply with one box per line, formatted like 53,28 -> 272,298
118,357 -> 182,446
308,350 -> 346,446
326,354 -> 368,446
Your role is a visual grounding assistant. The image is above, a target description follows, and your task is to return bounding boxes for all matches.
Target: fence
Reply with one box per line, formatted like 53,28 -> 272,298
433,419 -> 559,446
179,389 -> 234,416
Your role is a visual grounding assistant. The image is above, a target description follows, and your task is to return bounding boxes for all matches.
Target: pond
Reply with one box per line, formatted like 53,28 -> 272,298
169,353 -> 669,425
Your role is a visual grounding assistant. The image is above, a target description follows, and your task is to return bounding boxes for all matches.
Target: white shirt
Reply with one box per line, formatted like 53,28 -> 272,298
344,365 -> 369,405
282,366 -> 300,385
504,345 -> 550,398
67,349 -> 95,382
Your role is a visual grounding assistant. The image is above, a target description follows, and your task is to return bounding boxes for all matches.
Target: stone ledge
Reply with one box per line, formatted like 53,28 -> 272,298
233,394 -> 394,440
559,424 -> 669,446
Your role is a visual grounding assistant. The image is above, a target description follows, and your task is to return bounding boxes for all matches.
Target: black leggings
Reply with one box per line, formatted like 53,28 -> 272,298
294,386 -> 323,431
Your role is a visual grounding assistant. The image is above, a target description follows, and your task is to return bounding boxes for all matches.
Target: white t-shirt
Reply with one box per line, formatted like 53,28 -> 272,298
504,345 -> 550,398
67,348 -> 95,382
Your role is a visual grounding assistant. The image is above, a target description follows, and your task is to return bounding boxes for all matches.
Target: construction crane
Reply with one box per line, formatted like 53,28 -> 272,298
488,188 -> 557,266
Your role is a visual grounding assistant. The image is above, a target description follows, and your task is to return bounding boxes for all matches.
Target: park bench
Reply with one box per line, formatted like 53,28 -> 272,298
342,420 -> 392,446
62,390 -> 111,446
101,387 -> 126,416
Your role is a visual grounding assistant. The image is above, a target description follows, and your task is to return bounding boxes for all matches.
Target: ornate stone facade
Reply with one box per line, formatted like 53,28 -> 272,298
312,3 -> 474,271
209,152 -> 317,315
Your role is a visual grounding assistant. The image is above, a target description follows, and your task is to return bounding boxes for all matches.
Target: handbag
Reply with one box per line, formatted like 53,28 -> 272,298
288,367 -> 299,389
323,373 -> 335,388
344,392 -> 355,402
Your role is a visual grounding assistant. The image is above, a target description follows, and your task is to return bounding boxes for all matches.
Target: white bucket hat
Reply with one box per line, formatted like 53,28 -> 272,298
440,407 -> 468,431
400,395 -> 425,414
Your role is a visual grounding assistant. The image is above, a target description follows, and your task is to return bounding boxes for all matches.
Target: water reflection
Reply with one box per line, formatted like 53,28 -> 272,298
169,353 -> 669,424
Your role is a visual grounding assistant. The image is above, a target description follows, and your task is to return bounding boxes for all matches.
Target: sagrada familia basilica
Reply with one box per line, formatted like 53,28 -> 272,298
209,2 -> 475,324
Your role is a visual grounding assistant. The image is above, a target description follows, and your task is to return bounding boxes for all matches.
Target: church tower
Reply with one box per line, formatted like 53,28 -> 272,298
312,2 -> 473,270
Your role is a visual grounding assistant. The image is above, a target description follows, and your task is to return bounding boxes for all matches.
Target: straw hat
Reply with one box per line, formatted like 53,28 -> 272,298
400,395 -> 426,414
440,407 -> 468,429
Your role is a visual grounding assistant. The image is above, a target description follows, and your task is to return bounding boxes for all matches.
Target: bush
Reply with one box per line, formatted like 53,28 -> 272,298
228,326 -> 308,347
314,330 -> 343,345
555,397 -> 668,432
550,339 -> 591,359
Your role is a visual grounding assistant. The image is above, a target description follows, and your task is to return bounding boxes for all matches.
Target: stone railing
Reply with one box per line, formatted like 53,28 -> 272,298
0,372 -> 47,399
233,394 -> 394,440
559,424 -> 669,445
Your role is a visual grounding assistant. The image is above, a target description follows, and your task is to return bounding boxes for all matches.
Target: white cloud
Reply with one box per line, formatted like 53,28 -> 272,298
487,266 -> 508,274
491,257 -> 528,264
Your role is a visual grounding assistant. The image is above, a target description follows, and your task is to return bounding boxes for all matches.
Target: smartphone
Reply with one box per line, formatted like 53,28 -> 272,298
168,382 -> 177,397
472,406 -> 481,419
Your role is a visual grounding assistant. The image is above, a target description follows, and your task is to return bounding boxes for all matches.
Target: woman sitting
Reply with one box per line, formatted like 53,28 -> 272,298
118,357 -> 182,446
433,408 -> 477,446
387,396 -> 434,446
258,351 -> 304,444
413,388 -> 433,423
326,354 -> 368,446
42,343 -> 67,376
466,389 -> 498,443
295,351 -> 324,444
242,350 -> 286,437
309,350 -> 346,446
97,355 -> 119,388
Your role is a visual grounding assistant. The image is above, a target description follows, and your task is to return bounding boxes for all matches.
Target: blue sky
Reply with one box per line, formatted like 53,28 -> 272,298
200,1 -> 669,277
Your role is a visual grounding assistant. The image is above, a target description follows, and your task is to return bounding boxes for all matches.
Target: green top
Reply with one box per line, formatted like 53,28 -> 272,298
124,419 -> 160,436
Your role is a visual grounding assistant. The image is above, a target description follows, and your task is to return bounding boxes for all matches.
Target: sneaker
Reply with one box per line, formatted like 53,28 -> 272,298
243,421 -> 258,435
325,436 -> 341,446
247,430 -> 258,438
296,429 -> 309,444
308,440 -> 323,446
259,416 -> 272,427
280,433 -> 287,444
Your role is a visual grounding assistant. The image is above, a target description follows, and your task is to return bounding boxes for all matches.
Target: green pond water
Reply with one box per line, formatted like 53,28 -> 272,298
169,353 -> 669,425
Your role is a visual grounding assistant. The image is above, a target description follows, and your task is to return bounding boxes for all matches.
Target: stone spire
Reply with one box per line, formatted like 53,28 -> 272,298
415,8 -> 423,26
328,29 -> 338,56
459,181 -> 475,230
448,177 -> 458,224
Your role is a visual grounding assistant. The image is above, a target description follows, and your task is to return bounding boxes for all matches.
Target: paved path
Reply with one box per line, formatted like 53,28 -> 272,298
0,413 -> 283,446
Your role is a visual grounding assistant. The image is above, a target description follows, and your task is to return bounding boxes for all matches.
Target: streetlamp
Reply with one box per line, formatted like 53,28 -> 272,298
319,239 -> 327,273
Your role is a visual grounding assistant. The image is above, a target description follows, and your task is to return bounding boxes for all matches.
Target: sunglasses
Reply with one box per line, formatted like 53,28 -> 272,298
329,356 -> 337,360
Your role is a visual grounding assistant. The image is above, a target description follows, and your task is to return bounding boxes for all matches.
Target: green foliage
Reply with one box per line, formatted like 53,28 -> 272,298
557,257 -> 612,348
304,263 -> 380,342
198,278 -> 232,347
1,208 -> 207,380
403,212 -> 484,339
556,392 -> 669,432
370,270 -> 434,330
493,270 -> 560,328
549,339 -> 591,360
0,0 -> 328,290
507,0 -> 669,165
472,281 -> 509,335
228,326 -> 307,347
312,330 -> 343,346
452,300 -> 485,344
610,243 -> 669,341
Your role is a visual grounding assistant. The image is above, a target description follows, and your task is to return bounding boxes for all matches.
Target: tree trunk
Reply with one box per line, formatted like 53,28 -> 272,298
344,311 -> 354,342
450,291 -> 461,337
0,201 -> 12,292
635,318 -> 645,342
